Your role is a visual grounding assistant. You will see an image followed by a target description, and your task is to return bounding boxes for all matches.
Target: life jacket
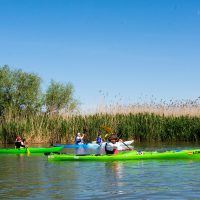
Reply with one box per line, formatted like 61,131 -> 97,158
15,136 -> 22,148
96,136 -> 102,145
15,141 -> 22,148
105,143 -> 114,154
75,137 -> 81,144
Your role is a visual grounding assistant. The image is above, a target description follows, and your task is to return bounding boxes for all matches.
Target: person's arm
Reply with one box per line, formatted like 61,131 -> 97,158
81,134 -> 85,139
20,141 -> 26,148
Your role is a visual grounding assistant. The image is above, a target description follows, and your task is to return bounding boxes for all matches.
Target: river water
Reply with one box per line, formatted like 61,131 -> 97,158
0,143 -> 200,200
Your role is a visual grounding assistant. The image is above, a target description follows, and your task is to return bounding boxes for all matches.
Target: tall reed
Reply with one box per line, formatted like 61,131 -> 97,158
1,98 -> 200,144
1,112 -> 200,144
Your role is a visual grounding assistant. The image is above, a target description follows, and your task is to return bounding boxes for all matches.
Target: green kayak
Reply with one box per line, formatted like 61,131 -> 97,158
0,146 -> 63,154
48,149 -> 200,161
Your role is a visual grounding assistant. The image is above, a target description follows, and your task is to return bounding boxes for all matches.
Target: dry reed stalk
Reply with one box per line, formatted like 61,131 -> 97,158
83,100 -> 200,117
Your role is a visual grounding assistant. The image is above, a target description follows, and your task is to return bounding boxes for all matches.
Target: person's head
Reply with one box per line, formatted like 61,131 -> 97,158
77,133 -> 81,136
97,132 -> 101,137
16,136 -> 21,141
108,134 -> 119,144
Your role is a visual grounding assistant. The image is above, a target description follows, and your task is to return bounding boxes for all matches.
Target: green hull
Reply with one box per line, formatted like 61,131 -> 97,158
48,149 -> 200,161
0,146 -> 63,154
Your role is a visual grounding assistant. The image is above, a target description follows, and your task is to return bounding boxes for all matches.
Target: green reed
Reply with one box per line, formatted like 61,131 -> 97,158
1,112 -> 200,144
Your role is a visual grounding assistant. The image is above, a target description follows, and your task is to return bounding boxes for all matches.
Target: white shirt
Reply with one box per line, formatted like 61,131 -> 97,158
105,142 -> 121,151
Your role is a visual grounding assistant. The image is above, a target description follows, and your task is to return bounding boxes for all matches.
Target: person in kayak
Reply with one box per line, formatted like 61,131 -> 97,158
105,134 -> 120,154
105,134 -> 132,154
96,132 -> 103,145
15,136 -> 26,148
75,133 -> 85,145
75,133 -> 86,155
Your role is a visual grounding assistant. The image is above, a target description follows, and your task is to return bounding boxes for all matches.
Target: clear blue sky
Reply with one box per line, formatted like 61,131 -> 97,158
1,0 -> 200,111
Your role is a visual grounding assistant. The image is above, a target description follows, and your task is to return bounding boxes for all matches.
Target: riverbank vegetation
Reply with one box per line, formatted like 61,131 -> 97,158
1,112 -> 200,144
1,65 -> 200,144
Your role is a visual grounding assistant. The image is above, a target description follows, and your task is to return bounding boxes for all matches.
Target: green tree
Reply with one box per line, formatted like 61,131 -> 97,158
44,80 -> 79,114
0,65 -> 42,117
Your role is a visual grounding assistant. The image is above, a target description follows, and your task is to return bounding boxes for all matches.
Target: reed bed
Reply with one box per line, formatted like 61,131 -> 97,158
1,104 -> 200,144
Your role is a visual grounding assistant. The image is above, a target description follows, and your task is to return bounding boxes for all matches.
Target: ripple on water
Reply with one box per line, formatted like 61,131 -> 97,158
0,155 -> 200,199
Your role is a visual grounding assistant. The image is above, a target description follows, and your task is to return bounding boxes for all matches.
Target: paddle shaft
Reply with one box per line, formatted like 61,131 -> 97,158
122,141 -> 132,150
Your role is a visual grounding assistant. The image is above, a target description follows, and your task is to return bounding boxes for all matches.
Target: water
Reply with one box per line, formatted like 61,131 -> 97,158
1,144 -> 200,199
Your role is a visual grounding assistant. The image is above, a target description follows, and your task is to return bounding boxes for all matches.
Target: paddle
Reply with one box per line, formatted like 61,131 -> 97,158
121,141 -> 132,151
21,138 -> 30,154
26,147 -> 30,155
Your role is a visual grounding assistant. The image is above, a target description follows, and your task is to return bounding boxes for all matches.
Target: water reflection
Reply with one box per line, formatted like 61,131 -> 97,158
103,162 -> 125,196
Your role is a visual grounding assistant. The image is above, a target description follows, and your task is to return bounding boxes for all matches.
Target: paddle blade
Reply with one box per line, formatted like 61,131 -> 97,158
26,148 -> 30,155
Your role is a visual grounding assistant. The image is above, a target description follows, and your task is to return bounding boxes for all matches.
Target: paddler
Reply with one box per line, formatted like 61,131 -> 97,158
75,132 -> 85,145
15,136 -> 26,148
105,134 -> 120,154
105,134 -> 132,154
96,132 -> 103,145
